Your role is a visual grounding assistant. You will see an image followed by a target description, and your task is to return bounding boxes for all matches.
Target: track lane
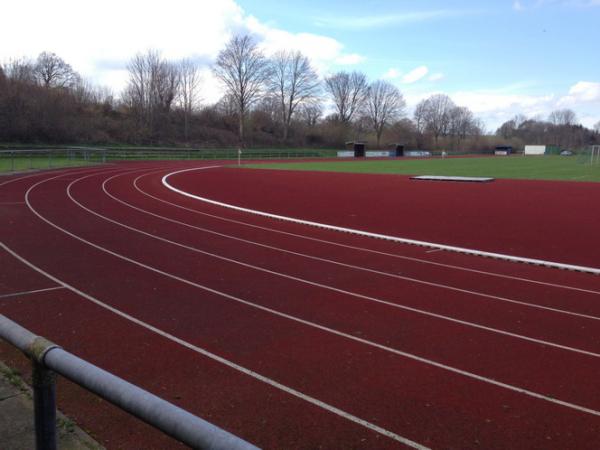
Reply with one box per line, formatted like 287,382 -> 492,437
95,171 -> 600,356
166,167 -> 600,268
29,170 -> 600,414
4,162 -> 600,449
1,288 -> 409,450
133,168 -> 600,295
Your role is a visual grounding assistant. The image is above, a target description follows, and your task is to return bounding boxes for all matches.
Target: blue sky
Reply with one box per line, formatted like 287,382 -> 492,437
1,0 -> 598,130
237,0 -> 600,128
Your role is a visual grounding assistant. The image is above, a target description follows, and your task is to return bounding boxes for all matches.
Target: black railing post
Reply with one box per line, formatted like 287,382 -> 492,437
32,361 -> 57,450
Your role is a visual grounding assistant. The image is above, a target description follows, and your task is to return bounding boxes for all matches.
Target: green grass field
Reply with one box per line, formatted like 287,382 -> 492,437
0,157 -> 98,172
242,156 -> 600,182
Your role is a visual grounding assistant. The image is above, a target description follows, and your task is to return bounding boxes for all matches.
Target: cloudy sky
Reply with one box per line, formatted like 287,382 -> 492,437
1,0 -> 599,130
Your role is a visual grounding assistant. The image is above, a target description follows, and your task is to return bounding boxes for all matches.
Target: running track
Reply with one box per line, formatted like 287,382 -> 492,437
1,161 -> 600,449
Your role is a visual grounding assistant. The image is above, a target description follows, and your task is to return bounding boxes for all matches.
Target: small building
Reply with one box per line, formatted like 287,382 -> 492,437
495,146 -> 513,156
345,141 -> 367,157
524,145 -> 547,155
390,144 -> 405,157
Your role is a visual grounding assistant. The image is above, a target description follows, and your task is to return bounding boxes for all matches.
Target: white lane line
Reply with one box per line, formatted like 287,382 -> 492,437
0,286 -> 64,299
162,167 -> 600,275
136,172 -> 600,296
0,241 -> 428,449
426,248 -> 443,254
90,172 -> 600,359
24,171 -> 600,419
106,171 -> 600,324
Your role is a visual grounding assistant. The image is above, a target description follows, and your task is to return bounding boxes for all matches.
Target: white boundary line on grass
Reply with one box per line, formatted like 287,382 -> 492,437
162,167 -> 600,275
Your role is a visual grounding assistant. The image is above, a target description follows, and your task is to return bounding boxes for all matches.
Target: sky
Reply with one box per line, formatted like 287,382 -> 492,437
1,0 -> 599,131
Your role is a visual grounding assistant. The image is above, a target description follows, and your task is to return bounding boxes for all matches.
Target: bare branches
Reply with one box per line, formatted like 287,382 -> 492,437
177,59 -> 202,141
125,50 -> 181,136
268,50 -> 321,142
34,52 -> 80,88
548,109 -> 577,126
213,34 -> 271,145
413,94 -> 455,144
364,80 -> 405,147
325,71 -> 368,123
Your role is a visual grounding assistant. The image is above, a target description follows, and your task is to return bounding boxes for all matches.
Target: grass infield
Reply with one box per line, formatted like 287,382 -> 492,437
242,155 -> 600,182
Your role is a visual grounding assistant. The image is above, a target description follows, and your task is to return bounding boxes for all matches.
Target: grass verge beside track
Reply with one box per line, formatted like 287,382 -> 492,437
242,156 -> 600,182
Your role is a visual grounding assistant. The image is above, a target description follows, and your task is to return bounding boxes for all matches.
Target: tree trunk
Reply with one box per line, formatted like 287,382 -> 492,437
238,111 -> 245,147
184,111 -> 189,142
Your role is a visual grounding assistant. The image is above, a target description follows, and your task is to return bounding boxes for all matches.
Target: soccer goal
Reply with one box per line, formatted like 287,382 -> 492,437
591,145 -> 600,165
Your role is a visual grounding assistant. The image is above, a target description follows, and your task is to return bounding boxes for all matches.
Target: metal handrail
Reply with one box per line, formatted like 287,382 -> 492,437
0,314 -> 259,450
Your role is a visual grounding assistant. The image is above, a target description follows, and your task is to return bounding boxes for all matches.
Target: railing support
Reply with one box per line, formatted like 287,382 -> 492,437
0,315 -> 259,450
32,361 -> 57,450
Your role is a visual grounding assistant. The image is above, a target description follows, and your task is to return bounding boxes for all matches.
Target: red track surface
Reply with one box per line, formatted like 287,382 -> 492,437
1,161 -> 600,449
168,167 -> 600,268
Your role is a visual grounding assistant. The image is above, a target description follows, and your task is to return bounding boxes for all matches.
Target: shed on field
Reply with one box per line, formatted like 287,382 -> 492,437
390,144 -> 405,157
495,146 -> 513,156
524,145 -> 547,155
345,141 -> 367,157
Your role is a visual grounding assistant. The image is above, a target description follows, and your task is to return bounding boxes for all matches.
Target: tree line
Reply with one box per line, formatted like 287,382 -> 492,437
1,34 -> 598,150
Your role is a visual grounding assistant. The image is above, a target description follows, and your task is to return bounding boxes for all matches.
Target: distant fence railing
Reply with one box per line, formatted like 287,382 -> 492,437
0,147 -> 340,171
0,314 -> 259,450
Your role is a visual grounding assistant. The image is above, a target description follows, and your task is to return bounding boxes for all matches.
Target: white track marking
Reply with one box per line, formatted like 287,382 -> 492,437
64,173 -> 600,359
21,171 -> 600,418
136,172 -> 600,296
104,172 -> 600,324
0,242 -> 426,449
162,167 -> 600,275
0,286 -> 64,299
0,165 -> 115,188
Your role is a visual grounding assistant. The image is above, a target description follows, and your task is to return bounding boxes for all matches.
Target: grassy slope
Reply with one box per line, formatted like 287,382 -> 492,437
242,156 -> 600,182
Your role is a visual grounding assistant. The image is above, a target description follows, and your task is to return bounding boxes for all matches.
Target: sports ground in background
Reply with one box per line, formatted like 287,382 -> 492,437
242,155 -> 600,182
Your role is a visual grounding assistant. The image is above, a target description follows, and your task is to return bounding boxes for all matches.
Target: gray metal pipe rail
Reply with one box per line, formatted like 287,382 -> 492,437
0,314 -> 259,450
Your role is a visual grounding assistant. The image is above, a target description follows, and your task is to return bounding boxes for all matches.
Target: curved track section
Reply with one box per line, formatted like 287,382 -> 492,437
163,167 -> 600,274
2,161 -> 600,449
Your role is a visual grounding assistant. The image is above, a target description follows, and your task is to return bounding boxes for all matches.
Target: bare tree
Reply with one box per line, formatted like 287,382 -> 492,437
548,109 -> 577,126
414,94 -> 455,145
324,71 -> 368,123
298,103 -> 322,127
4,58 -> 36,83
34,52 -> 80,88
268,50 -> 320,142
364,80 -> 405,148
213,34 -> 271,146
448,106 -> 482,148
178,59 -> 202,141
124,50 -> 180,136
594,120 -> 600,134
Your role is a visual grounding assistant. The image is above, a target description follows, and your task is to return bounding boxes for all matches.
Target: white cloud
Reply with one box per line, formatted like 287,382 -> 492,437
334,54 -> 366,66
428,73 -> 445,82
243,15 -> 364,72
0,0 -> 364,103
558,81 -> 600,106
402,66 -> 429,84
383,68 -> 401,79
